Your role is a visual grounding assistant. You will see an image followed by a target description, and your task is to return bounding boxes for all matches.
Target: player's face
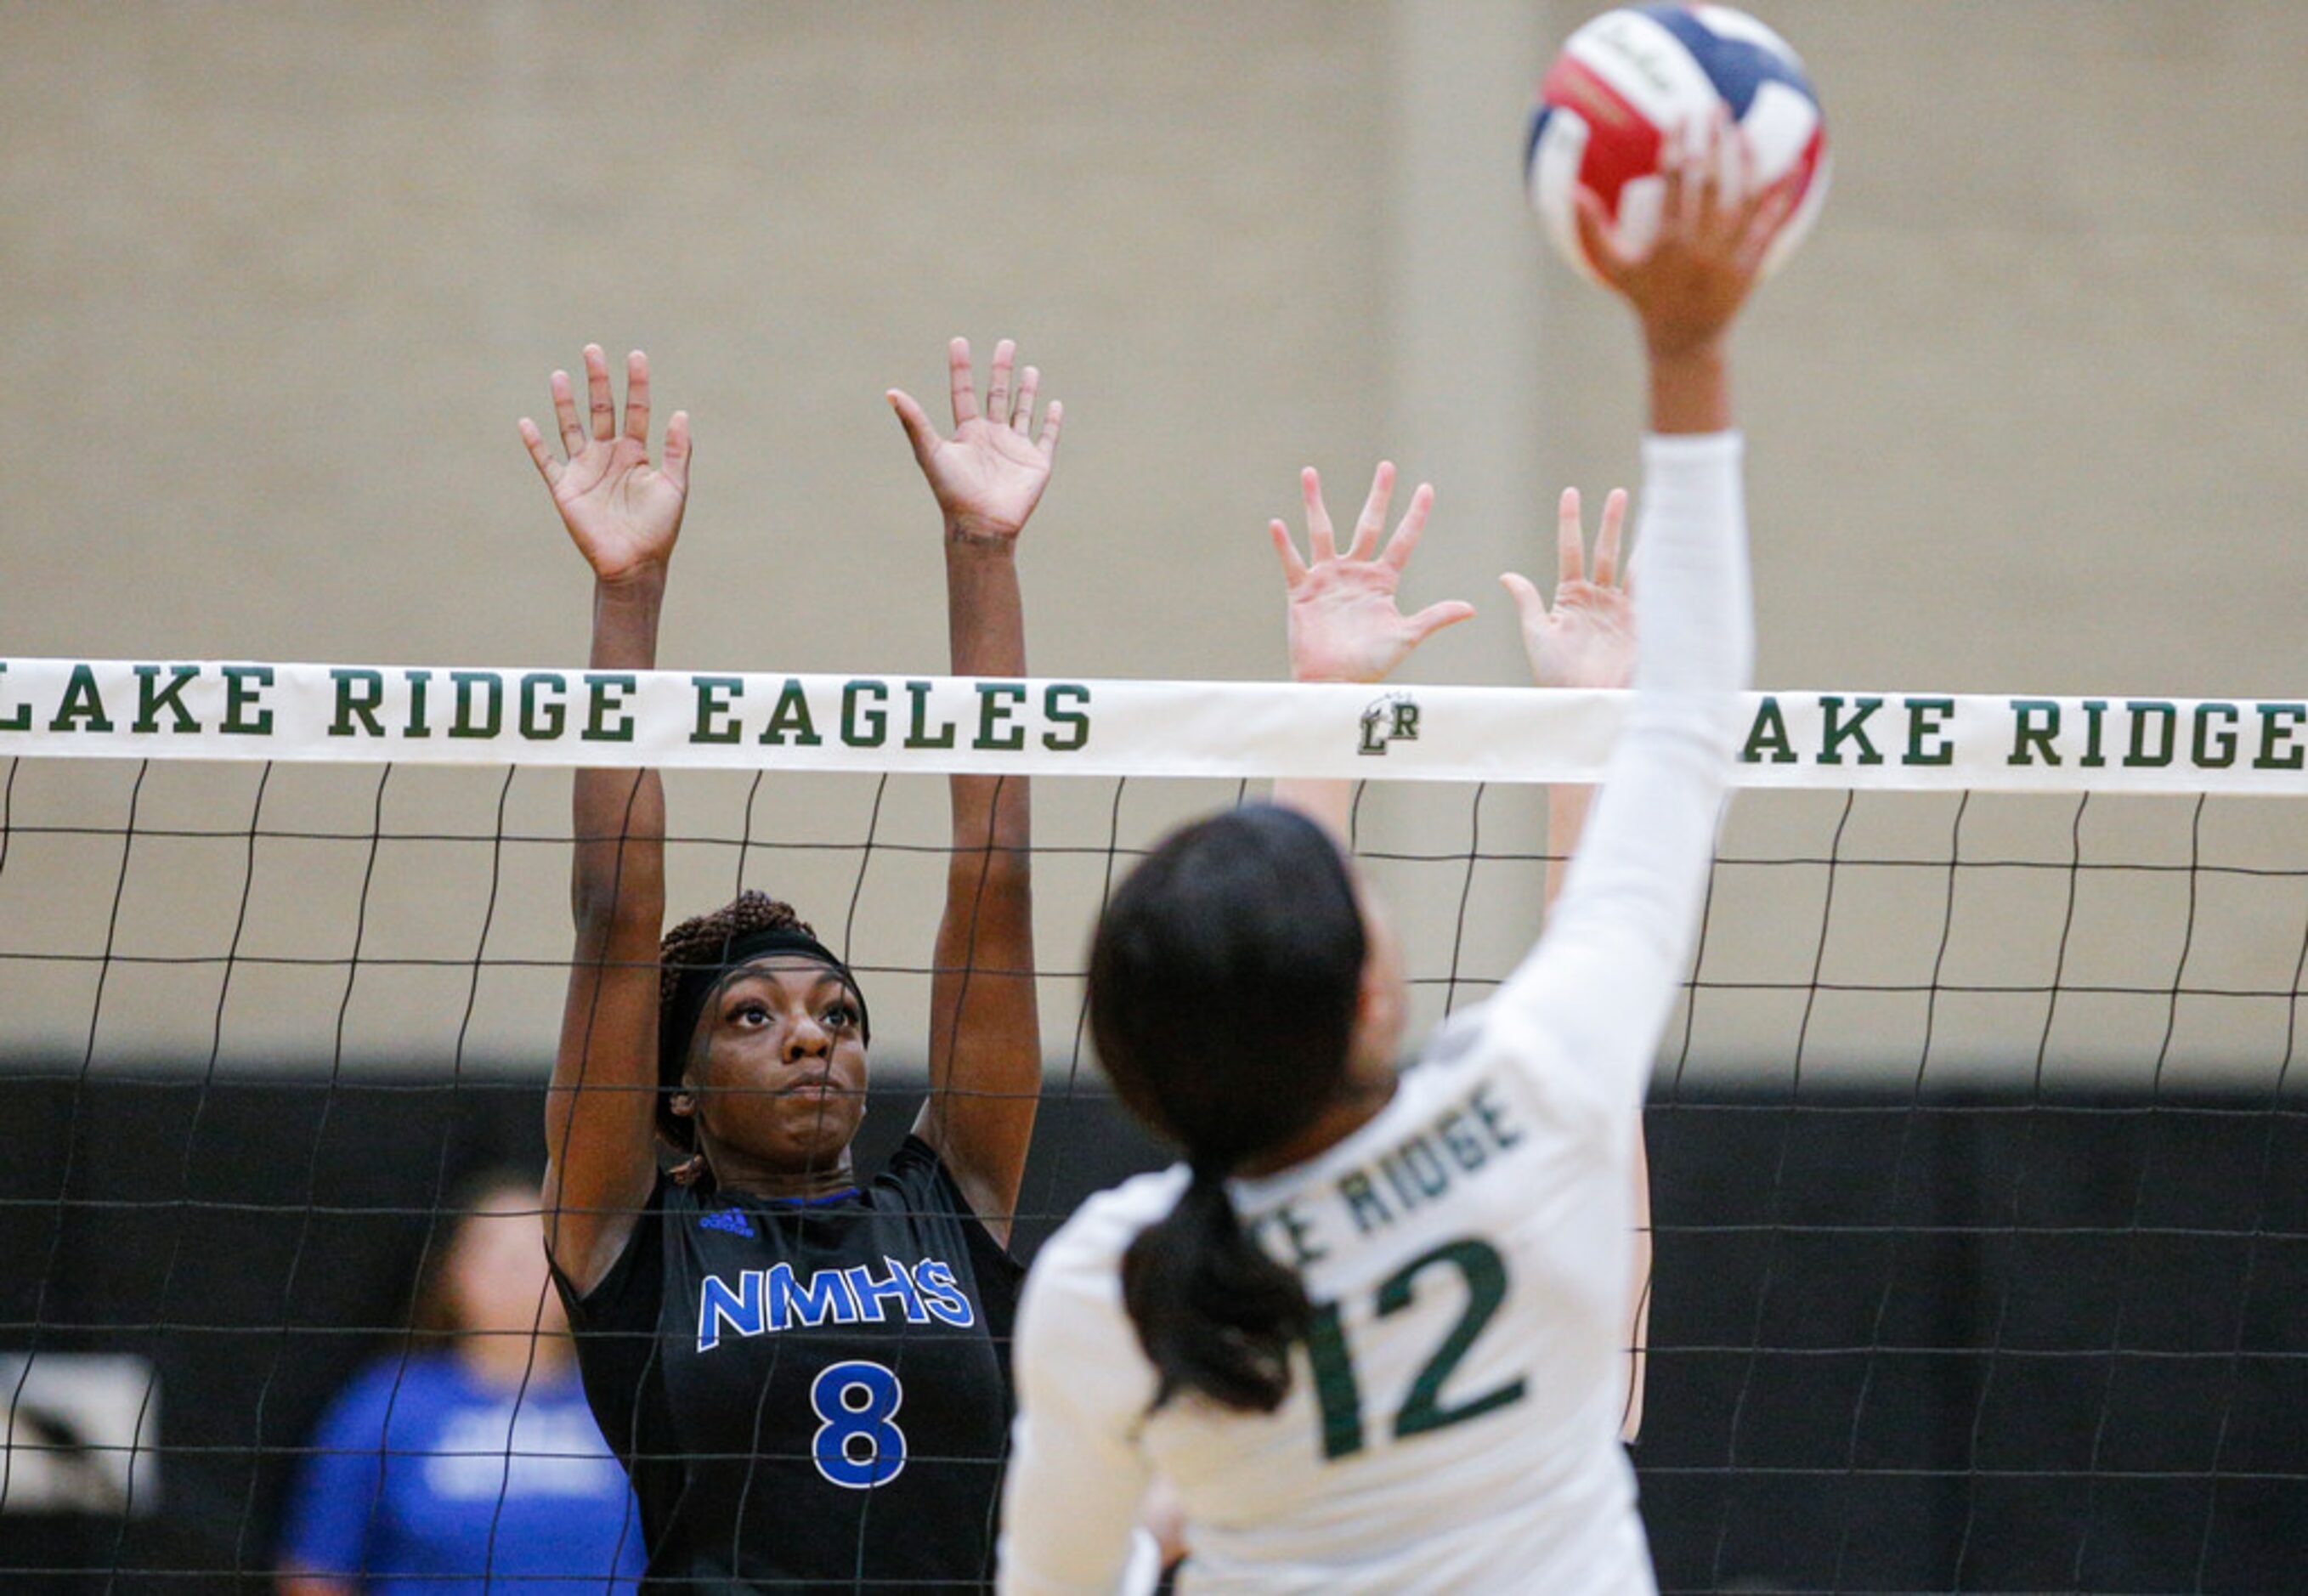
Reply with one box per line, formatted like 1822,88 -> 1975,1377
682,958 -> 869,1174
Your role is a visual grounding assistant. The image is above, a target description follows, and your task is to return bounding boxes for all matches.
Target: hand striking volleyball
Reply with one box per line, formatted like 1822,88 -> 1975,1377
1526,4 -> 1828,282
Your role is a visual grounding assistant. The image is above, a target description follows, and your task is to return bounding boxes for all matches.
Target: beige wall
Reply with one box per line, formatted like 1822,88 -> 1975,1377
3,2 -> 2304,1089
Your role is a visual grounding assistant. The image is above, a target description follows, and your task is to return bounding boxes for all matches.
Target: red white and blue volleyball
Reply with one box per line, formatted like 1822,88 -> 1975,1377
1526,4 -> 1828,282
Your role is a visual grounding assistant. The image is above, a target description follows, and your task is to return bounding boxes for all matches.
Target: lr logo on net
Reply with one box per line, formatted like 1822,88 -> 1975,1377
1360,693 -> 1421,756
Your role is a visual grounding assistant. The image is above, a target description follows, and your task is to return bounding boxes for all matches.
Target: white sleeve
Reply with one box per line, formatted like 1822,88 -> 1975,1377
998,1227 -> 1160,1596
1491,431 -> 1753,1129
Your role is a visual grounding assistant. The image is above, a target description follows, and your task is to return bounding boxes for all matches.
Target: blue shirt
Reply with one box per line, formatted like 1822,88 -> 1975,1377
281,1350 -> 645,1593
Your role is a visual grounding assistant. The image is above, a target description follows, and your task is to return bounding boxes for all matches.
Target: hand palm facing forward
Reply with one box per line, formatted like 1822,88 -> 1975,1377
888,337 -> 1062,546
1502,487 -> 1636,691
551,434 -> 687,577
1273,461 -> 1474,685
519,344 -> 691,585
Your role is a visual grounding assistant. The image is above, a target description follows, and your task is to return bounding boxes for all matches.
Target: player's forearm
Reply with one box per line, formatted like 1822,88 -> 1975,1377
1646,343 -> 1731,436
945,537 -> 1032,855
924,534 -> 1041,1229
589,567 -> 666,671
1273,644 -> 1362,846
1272,777 -> 1353,846
1544,784 -> 1595,909
936,535 -> 1036,960
572,574 -> 668,930
1628,432 -> 1751,705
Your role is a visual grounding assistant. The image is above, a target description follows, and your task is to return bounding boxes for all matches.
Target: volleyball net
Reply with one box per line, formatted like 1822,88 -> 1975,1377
3,657 -> 2303,1592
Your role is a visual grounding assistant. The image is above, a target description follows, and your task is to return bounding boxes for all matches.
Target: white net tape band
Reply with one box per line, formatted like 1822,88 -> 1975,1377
2,657 -> 2303,794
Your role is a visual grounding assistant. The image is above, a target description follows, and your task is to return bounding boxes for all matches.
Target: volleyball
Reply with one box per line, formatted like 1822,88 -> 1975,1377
1525,4 -> 1828,282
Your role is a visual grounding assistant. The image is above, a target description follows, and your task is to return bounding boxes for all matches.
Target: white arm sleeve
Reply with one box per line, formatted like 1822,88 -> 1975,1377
998,1231 -> 1159,1596
1491,431 -> 1753,1129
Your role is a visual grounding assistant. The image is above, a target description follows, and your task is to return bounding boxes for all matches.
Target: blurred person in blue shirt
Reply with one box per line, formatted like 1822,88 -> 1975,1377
279,1169 -> 644,1595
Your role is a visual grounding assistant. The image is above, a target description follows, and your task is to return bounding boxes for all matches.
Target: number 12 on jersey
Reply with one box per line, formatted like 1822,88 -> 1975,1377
1304,1238 -> 1526,1461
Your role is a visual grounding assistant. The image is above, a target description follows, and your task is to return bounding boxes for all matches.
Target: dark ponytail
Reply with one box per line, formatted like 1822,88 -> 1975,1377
1089,804 -> 1367,1414
1121,1165 -> 1312,1412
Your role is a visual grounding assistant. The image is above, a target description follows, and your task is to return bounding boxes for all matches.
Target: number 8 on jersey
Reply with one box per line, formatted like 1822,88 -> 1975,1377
811,1361 -> 908,1489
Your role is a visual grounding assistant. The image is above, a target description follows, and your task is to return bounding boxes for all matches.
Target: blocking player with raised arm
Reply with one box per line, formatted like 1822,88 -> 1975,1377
998,128 -> 1791,1594
522,337 -> 1061,1591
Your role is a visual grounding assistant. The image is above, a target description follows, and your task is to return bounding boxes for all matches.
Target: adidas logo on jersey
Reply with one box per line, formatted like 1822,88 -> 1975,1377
698,1207 -> 757,1238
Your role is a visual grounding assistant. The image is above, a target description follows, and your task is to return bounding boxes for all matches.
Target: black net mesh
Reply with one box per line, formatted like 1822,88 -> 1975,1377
2,758 -> 2301,1593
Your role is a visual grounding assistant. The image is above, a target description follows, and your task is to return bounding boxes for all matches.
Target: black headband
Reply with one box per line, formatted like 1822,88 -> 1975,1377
657,925 -> 872,1084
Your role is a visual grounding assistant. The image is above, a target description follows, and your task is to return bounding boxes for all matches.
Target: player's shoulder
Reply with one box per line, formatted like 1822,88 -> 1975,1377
1422,978 -> 1615,1141
1416,996 -> 1507,1072
1037,1163 -> 1191,1281
868,1132 -> 981,1219
1371,1005 -> 1517,1122
1015,1167 -> 1180,1406
1020,1164 -> 1190,1340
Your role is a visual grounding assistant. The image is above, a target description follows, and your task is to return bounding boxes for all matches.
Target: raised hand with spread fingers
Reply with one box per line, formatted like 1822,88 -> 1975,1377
1270,461 -> 1475,687
888,337 -> 1063,548
1268,461 -> 1474,840
519,345 -> 692,586
1502,485 -> 1635,693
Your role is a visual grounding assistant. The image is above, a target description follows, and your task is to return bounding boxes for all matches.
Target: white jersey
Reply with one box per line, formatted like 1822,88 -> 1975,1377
999,433 -> 1754,1596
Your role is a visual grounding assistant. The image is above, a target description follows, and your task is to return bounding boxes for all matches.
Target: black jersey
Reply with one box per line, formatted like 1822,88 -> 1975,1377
557,1136 -> 1024,1594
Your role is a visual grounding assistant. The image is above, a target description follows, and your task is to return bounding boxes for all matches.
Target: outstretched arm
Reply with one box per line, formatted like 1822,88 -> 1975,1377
888,338 -> 1063,1243
520,346 -> 693,1294
1499,116 -> 1787,1117
1268,461 -> 1474,839
1551,124 -> 1781,1432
